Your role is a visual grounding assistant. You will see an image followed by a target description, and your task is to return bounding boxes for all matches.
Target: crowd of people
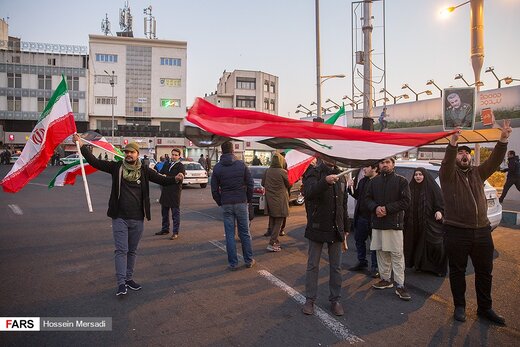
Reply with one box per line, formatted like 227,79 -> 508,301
69,120 -> 513,326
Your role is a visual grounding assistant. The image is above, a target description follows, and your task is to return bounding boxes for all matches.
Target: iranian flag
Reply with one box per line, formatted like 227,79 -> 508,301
186,98 -> 455,167
285,105 -> 345,184
1,77 -> 77,193
48,136 -> 123,188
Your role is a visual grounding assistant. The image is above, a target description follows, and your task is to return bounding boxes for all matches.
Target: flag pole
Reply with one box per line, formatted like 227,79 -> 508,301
75,136 -> 93,212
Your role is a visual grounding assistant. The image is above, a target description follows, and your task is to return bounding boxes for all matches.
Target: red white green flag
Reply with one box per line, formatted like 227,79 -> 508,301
48,136 -> 123,188
1,77 -> 77,193
285,105 -> 345,184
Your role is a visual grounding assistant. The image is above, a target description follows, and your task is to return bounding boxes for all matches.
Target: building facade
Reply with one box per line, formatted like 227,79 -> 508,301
0,20 -> 88,151
88,34 -> 187,156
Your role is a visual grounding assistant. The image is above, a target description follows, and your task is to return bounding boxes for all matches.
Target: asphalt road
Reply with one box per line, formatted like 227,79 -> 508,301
1,165 -> 519,346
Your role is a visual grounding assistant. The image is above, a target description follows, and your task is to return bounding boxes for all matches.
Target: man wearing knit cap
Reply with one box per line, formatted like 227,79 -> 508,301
73,134 -> 182,297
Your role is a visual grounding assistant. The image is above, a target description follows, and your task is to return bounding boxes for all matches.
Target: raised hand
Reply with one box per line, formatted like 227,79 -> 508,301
449,128 -> 462,146
497,119 -> 512,142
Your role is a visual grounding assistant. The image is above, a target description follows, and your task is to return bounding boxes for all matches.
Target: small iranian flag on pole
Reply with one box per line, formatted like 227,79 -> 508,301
1,76 -> 77,193
285,105 -> 346,184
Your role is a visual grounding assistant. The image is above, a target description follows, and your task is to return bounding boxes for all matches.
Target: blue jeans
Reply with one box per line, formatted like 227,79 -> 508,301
354,217 -> 378,270
222,203 -> 254,267
161,205 -> 180,234
112,218 -> 144,285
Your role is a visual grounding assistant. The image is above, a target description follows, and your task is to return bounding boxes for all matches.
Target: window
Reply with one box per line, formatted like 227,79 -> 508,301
236,95 -> 256,108
38,97 -> 49,112
270,99 -> 275,111
160,99 -> 181,108
264,98 -> 269,110
94,75 -> 117,84
236,77 -> 256,90
71,98 -> 79,113
160,57 -> 181,66
95,96 -> 117,105
270,82 -> 276,93
161,121 -> 181,131
38,75 -> 52,90
7,96 -> 22,111
133,106 -> 143,112
160,78 -> 181,87
96,120 -> 114,131
7,73 -> 21,88
95,53 -> 118,63
67,76 -> 79,91
48,58 -> 56,66
263,81 -> 269,92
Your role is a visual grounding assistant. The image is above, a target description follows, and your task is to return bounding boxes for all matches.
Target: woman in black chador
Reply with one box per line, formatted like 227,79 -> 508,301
404,167 -> 447,276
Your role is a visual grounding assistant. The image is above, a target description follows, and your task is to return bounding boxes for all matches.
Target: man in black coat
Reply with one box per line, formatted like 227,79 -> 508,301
155,148 -> 185,239
302,158 -> 348,317
499,150 -> 520,203
73,134 -> 179,297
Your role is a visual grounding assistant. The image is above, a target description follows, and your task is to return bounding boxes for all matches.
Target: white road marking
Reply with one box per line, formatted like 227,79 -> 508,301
209,240 -> 363,344
8,204 -> 23,215
27,182 -> 48,187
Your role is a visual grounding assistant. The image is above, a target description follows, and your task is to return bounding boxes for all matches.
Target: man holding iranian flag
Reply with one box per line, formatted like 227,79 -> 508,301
1,76 -> 77,193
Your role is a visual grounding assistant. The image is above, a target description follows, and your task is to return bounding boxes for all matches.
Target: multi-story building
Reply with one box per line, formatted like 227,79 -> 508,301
0,19 -> 88,152
203,70 -> 279,163
88,34 -> 187,157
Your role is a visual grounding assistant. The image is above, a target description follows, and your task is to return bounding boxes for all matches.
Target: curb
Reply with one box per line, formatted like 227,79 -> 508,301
501,210 -> 520,226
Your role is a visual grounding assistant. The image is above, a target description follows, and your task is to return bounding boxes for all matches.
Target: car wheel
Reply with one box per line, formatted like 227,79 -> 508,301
59,161 -> 65,166
200,183 -> 207,188
295,193 -> 305,206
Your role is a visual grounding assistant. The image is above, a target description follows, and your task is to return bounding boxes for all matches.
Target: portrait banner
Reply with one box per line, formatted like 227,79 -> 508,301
442,87 -> 476,131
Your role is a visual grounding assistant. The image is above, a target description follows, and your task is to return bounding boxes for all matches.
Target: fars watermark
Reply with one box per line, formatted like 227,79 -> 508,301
0,317 -> 112,331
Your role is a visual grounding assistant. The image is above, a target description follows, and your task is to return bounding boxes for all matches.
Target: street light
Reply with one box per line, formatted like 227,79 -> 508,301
426,79 -> 443,96
504,77 -> 520,85
440,0 -> 470,15
296,104 -> 313,114
325,99 -> 342,109
380,88 -> 409,104
315,74 -> 346,122
454,73 -> 471,86
104,70 -> 115,141
485,67 -> 511,88
401,84 -> 432,101
373,97 -> 389,107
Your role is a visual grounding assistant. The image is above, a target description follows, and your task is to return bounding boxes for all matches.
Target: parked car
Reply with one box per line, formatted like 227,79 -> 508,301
9,155 -> 20,164
181,161 -> 208,188
348,161 -> 502,230
59,153 -> 80,166
249,166 -> 304,214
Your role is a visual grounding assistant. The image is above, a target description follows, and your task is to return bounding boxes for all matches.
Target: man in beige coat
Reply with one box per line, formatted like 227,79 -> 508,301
262,153 -> 290,252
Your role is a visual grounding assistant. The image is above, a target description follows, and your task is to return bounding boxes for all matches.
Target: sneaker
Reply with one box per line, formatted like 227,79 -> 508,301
155,230 -> 169,235
116,284 -> 127,296
246,259 -> 256,268
266,244 -> 282,252
302,299 -> 315,315
395,286 -> 411,301
170,234 -> 179,240
372,279 -> 394,289
348,262 -> 368,271
125,280 -> 142,291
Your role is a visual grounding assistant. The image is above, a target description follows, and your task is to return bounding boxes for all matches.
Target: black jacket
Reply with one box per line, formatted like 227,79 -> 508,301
211,153 -> 254,206
365,170 -> 410,230
303,163 -> 348,243
159,161 -> 185,208
81,146 -> 177,220
504,155 -> 520,179
350,175 -> 373,223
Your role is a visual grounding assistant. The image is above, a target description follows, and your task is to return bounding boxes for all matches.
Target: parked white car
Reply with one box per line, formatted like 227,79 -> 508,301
59,154 -> 80,166
349,161 -> 502,230
181,161 -> 208,188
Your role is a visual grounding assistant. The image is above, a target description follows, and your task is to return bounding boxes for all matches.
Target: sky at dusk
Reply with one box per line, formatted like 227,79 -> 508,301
2,0 -> 519,117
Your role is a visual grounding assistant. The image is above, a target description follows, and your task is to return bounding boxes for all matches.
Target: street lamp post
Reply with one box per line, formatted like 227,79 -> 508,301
104,70 -> 115,142
426,79 -> 443,96
504,77 -> 520,85
454,73 -> 471,86
485,67 -> 511,88
401,84 -> 432,101
380,88 -> 409,104
374,97 -> 389,107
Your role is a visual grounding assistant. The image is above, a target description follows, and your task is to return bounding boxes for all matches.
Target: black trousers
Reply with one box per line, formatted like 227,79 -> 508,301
444,224 -> 494,310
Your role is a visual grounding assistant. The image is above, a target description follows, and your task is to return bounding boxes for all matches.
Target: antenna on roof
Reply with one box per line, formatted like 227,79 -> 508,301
101,13 -> 112,35
117,1 -> 133,37
143,5 -> 157,39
